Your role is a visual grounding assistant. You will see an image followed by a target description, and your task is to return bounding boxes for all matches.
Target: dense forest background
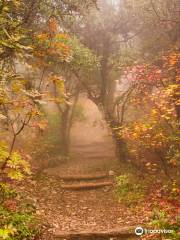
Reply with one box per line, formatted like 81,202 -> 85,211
0,0 -> 179,239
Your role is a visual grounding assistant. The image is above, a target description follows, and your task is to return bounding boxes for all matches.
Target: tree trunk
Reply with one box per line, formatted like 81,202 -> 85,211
100,40 -> 110,107
60,91 -> 80,157
155,150 -> 172,180
61,106 -> 70,156
95,101 -> 128,161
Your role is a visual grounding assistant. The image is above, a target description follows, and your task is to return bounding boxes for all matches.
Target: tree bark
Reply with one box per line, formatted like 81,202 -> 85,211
60,90 -> 80,157
61,105 -> 70,156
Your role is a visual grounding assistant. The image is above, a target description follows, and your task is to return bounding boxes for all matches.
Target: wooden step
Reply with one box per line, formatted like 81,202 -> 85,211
54,227 -> 138,239
61,181 -> 113,190
59,173 -> 108,181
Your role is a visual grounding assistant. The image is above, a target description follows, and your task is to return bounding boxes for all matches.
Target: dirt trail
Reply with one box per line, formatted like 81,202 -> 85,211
46,97 -> 118,176
70,97 -> 117,173
42,98 -> 141,236
19,97 -> 144,239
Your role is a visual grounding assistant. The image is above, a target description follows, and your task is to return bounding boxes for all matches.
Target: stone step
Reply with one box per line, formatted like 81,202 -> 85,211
54,227 -> 138,240
61,181 -> 113,190
59,173 -> 108,181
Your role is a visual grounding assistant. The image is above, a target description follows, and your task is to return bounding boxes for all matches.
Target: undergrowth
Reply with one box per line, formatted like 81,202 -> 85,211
116,174 -> 145,206
0,184 -> 39,240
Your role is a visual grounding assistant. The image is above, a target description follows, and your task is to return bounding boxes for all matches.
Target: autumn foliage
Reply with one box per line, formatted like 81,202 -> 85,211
120,48 -> 180,177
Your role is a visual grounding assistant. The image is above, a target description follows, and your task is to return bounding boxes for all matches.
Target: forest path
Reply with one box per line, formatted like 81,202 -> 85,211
41,97 -> 143,239
46,96 -> 118,176
20,97 -> 144,239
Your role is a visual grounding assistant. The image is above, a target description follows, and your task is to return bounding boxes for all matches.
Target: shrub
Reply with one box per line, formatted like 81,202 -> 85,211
116,174 -> 145,205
